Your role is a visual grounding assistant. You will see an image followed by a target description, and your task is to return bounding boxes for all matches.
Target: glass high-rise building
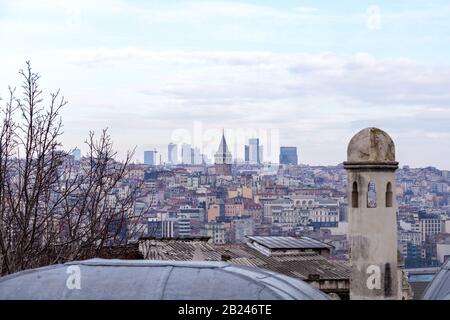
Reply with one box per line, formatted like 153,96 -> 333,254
248,138 -> 260,164
144,150 -> 157,165
193,147 -> 203,165
168,143 -> 178,164
244,145 -> 249,163
279,147 -> 298,165
181,143 -> 193,165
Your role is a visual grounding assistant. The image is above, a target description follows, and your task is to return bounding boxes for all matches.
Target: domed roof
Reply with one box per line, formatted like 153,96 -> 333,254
347,127 -> 396,163
422,259 -> 450,300
0,258 -> 330,300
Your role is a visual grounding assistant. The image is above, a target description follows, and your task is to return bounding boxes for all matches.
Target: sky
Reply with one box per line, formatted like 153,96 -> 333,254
0,0 -> 449,169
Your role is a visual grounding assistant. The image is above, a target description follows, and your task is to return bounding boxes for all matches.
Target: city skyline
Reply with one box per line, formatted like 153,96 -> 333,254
1,1 -> 450,170
108,125 -> 449,170
2,0 -> 450,304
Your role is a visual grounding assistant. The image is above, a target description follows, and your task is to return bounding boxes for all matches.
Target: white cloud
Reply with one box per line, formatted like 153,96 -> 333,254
1,47 -> 449,168
3,0 -> 319,22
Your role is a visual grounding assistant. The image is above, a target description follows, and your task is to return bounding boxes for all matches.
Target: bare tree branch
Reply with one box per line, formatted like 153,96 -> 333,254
0,62 -> 144,276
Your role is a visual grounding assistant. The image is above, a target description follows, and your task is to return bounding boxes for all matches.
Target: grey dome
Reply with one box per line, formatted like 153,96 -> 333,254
422,259 -> 450,300
347,127 -> 396,163
0,258 -> 330,300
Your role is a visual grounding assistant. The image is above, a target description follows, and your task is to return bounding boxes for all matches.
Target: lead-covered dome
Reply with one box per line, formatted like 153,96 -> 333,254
347,127 -> 396,163
422,259 -> 450,300
0,258 -> 330,300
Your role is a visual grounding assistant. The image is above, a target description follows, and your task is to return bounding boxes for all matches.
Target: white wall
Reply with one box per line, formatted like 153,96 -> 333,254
436,243 -> 450,264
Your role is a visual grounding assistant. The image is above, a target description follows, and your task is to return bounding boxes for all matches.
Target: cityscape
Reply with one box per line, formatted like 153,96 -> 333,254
104,133 -> 450,272
1,0 -> 450,306
70,127 -> 450,290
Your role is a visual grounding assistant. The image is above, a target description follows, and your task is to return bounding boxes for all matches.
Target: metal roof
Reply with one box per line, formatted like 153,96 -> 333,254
247,236 -> 333,250
220,245 -> 350,281
0,258 -> 330,300
139,239 -> 221,261
422,259 -> 450,300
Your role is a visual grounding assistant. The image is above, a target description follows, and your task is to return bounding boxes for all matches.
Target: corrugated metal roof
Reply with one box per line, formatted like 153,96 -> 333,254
139,239 -> 222,261
139,239 -> 349,281
218,245 -> 350,281
247,236 -> 333,250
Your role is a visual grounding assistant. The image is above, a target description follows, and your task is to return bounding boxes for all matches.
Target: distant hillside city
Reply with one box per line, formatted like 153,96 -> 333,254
70,133 -> 450,270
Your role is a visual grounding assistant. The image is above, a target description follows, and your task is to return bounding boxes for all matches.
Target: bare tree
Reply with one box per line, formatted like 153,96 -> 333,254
0,62 -> 145,276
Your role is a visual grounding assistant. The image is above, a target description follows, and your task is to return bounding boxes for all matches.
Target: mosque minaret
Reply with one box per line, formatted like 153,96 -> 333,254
344,127 -> 399,300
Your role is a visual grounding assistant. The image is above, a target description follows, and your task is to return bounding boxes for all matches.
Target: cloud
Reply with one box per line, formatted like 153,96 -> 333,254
69,49 -> 449,110
3,0 -> 319,22
1,45 -> 450,167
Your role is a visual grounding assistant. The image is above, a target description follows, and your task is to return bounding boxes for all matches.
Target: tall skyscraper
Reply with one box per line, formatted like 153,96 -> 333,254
279,147 -> 298,165
248,138 -> 260,164
214,131 -> 232,175
144,150 -> 157,165
259,145 -> 264,164
181,143 -> 193,165
193,147 -> 203,165
168,143 -> 178,164
344,127 -> 399,300
244,145 -> 249,163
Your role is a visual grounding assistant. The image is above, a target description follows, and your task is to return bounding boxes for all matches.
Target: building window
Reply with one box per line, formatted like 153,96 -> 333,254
386,182 -> 393,207
367,182 -> 377,208
351,182 -> 359,208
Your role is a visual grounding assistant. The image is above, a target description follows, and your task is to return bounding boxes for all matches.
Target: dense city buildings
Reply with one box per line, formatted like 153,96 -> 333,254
129,134 -> 449,279
52,129 -> 450,300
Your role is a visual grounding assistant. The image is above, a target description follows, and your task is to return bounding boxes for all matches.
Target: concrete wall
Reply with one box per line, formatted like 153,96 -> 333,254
348,170 -> 399,300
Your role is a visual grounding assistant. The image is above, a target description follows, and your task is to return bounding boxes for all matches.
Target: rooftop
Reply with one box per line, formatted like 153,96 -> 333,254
422,259 -> 450,300
247,236 -> 333,250
346,127 -> 397,165
0,258 -> 330,300
138,238 -> 349,282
